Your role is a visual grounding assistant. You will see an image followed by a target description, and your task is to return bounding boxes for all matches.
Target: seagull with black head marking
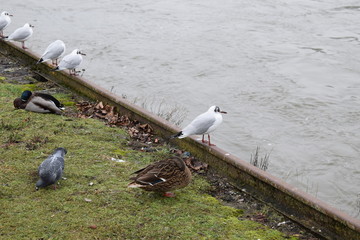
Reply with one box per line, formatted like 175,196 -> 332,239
5,23 -> 34,49
0,11 -> 13,38
171,105 -> 227,146
52,49 -> 86,76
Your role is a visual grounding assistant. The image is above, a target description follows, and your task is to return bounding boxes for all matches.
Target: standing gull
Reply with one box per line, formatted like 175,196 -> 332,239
52,49 -> 86,76
6,23 -> 34,49
37,40 -> 66,65
172,105 -> 227,146
0,11 -> 13,38
36,148 -> 67,190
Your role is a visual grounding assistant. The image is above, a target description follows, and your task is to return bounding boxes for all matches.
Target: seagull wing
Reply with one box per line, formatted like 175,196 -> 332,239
58,55 -> 81,70
181,112 -> 216,137
8,27 -> 31,41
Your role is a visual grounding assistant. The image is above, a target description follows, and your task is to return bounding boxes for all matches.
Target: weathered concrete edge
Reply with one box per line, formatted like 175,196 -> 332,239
1,39 -> 359,239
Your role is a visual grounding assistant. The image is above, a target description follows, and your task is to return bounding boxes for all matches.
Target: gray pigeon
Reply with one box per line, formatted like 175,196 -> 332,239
35,148 -> 67,190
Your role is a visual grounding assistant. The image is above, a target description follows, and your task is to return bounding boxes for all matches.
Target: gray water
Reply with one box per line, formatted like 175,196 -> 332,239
2,0 -> 360,218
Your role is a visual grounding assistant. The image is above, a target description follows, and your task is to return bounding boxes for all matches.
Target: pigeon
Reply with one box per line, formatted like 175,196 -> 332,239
0,11 -> 13,38
5,23 -> 34,49
128,156 -> 192,197
171,105 -> 227,146
52,49 -> 86,76
13,90 -> 64,115
36,148 -> 67,190
37,40 -> 66,65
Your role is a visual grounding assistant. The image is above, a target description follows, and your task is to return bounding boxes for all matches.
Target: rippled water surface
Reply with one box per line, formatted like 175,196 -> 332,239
2,0 -> 360,217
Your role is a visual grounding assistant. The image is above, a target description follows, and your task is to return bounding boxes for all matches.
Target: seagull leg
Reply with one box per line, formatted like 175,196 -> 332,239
21,41 -> 28,50
201,135 -> 208,143
208,134 -> 216,146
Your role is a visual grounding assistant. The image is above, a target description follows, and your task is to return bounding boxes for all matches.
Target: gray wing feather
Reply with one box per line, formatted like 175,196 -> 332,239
39,155 -> 64,184
182,113 -> 216,136
58,55 -> 81,70
8,28 -> 31,41
41,41 -> 65,61
26,96 -> 62,114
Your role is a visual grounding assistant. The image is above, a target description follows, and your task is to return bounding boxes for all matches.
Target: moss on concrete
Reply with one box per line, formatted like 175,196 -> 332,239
0,83 -> 297,239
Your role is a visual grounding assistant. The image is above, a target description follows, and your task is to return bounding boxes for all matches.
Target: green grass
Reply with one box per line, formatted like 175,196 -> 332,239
0,83 -> 297,240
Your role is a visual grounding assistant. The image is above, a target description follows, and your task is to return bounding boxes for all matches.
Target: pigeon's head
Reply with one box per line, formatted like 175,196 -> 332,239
35,179 -> 46,190
21,90 -> 32,101
209,105 -> 227,114
53,148 -> 67,157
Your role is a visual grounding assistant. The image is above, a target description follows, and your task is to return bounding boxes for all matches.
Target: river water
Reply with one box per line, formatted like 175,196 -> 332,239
2,0 -> 360,218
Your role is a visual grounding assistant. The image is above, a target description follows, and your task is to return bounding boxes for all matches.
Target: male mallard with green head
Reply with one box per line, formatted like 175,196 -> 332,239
13,90 -> 64,115
128,156 -> 192,197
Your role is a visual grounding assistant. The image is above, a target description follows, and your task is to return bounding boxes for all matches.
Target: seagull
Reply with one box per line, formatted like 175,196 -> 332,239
0,11 -> 13,38
37,40 -> 66,66
52,49 -> 86,76
5,23 -> 34,49
36,148 -> 67,190
171,105 -> 227,146
13,90 -> 64,115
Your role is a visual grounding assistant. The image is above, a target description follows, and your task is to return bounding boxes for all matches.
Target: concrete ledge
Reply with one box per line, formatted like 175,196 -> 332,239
1,39 -> 359,239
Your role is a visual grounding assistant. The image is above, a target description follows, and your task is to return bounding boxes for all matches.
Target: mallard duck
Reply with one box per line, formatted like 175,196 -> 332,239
52,49 -> 86,76
171,105 -> 227,146
128,156 -> 192,197
37,40 -> 66,65
36,148 -> 67,190
13,90 -> 64,115
5,23 -> 34,49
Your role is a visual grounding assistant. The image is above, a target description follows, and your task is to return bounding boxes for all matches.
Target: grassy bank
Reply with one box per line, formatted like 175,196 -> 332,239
0,81 -> 297,239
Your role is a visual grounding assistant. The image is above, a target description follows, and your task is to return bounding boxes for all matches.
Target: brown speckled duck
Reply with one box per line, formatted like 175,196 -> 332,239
128,156 -> 192,197
13,90 -> 64,115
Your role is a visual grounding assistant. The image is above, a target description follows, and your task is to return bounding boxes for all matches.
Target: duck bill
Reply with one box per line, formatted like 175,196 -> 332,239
220,111 -> 227,114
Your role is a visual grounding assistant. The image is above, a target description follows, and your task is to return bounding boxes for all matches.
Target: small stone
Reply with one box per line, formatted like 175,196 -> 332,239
89,225 -> 97,229
89,182 -> 94,186
84,198 -> 92,202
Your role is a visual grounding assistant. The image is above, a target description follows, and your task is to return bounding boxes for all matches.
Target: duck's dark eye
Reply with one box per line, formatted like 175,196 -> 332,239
215,106 -> 220,112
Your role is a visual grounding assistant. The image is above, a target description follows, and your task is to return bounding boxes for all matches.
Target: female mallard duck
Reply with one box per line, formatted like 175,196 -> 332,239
13,90 -> 64,115
128,156 -> 192,197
